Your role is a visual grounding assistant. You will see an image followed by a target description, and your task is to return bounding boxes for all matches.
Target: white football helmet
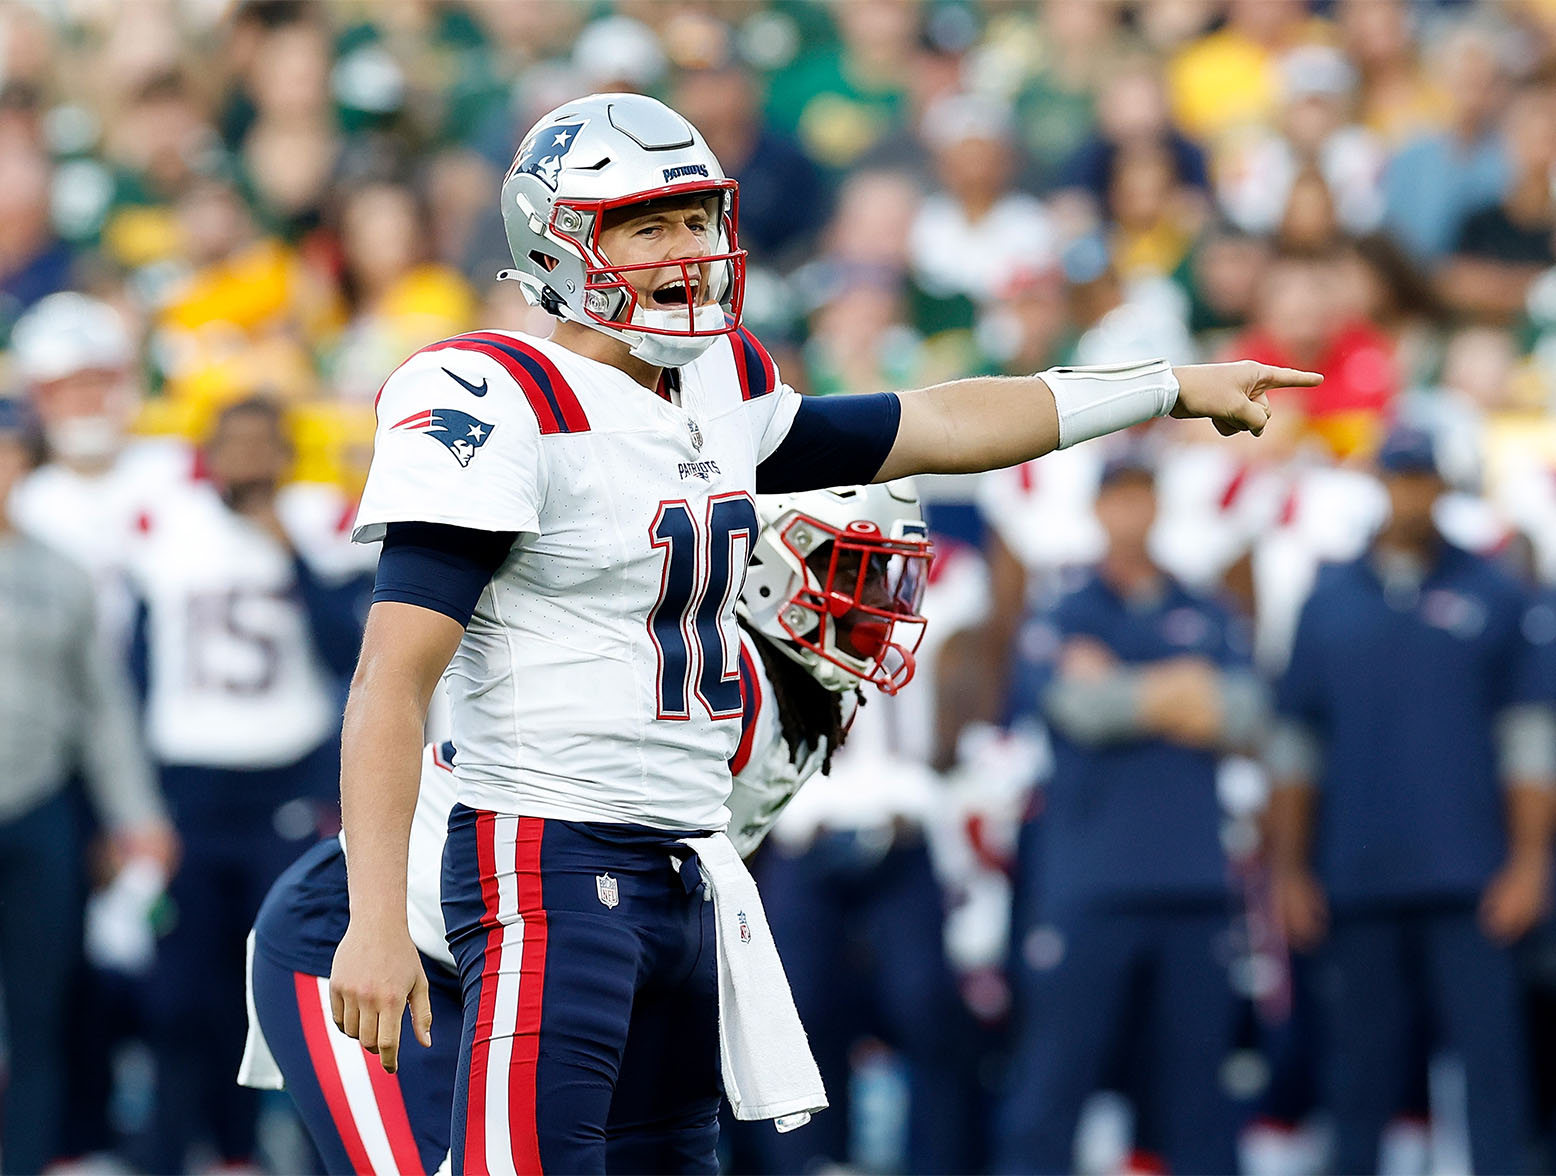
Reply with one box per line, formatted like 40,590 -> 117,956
740,481 -> 933,695
499,92 -> 746,368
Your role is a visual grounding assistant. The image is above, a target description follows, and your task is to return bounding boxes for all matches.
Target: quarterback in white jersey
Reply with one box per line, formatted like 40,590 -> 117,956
328,90 -> 1317,1174
245,483 -> 930,1174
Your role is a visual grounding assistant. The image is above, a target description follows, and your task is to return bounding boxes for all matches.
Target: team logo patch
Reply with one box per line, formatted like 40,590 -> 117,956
736,909 -> 752,944
678,459 -> 722,482
511,121 -> 585,190
596,873 -> 620,909
391,408 -> 495,468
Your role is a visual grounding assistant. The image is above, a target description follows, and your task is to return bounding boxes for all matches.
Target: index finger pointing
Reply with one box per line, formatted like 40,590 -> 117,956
1256,366 -> 1323,389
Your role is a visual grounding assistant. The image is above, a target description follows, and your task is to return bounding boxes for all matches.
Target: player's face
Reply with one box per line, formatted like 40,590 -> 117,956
1384,470 -> 1444,537
31,367 -> 128,428
205,411 -> 290,500
1095,474 -> 1158,551
30,366 -> 132,465
807,543 -> 911,662
596,197 -> 718,316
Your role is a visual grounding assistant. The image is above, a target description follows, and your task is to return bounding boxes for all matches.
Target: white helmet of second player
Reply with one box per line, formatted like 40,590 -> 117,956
740,481 -> 934,696
499,92 -> 745,368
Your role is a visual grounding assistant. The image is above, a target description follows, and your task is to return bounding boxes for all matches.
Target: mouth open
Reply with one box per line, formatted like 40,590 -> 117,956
652,277 -> 700,307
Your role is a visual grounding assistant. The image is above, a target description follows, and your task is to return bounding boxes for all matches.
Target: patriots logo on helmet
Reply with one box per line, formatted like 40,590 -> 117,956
511,121 -> 585,191
391,408 -> 496,468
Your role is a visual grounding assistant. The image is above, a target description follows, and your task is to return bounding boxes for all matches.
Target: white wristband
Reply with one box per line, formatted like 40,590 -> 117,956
1040,359 -> 1180,449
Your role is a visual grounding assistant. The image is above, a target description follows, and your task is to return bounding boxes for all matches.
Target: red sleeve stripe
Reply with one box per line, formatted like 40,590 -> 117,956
729,642 -> 763,776
725,318 -> 776,401
376,334 -> 591,435
457,332 -> 590,434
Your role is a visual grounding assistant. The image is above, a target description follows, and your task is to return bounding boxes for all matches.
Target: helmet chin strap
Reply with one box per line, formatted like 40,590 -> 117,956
501,269 -> 727,369
624,304 -> 727,367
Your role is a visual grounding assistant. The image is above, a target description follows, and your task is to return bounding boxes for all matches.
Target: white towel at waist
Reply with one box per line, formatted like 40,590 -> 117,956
237,929 -> 285,1090
679,832 -> 827,1131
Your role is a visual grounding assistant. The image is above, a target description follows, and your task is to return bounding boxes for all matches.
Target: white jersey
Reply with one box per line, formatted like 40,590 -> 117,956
12,438 -> 192,645
127,479 -> 362,768
723,630 -> 858,857
354,328 -> 801,830
403,632 -> 843,966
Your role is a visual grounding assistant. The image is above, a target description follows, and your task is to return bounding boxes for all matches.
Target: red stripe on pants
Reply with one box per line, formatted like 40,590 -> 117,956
293,972 -> 375,1174
507,818 -> 548,1174
365,1052 -> 426,1175
464,811 -> 505,1174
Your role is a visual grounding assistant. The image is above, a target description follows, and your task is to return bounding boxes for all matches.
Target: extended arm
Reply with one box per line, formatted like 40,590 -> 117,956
875,361 -> 1319,482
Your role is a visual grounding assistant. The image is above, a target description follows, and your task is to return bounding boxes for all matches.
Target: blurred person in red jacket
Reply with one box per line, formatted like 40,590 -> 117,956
1223,250 -> 1399,459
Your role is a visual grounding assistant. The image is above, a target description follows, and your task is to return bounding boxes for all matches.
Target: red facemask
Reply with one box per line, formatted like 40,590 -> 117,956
780,515 -> 933,695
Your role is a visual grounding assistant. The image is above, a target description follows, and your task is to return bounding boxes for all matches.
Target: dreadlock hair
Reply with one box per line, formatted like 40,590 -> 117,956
741,622 -> 859,776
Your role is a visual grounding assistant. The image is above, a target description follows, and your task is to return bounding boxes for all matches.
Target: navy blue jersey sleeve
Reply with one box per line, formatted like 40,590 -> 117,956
291,555 -> 371,679
756,392 -> 902,493
372,522 -> 518,627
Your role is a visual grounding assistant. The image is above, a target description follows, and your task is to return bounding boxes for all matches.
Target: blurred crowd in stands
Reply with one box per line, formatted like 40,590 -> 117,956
7,0 -> 1556,1172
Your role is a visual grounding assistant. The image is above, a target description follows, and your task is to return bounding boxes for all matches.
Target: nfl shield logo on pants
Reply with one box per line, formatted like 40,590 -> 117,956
596,873 -> 620,909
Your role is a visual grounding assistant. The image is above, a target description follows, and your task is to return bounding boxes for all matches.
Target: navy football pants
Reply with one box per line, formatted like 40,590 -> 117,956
994,905 -> 1239,1175
1317,902 -> 1532,1175
143,744 -> 337,1171
250,943 -> 463,1175
441,807 -> 720,1176
752,833 -> 987,1175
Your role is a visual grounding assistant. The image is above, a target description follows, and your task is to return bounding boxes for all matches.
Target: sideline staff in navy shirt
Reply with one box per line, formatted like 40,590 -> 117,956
995,452 -> 1268,1176
1267,425 -> 1556,1176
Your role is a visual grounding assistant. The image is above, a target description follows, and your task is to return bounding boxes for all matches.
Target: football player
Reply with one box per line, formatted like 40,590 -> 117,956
243,483 -> 930,1173
328,91 -> 1317,1174
130,396 -> 373,1171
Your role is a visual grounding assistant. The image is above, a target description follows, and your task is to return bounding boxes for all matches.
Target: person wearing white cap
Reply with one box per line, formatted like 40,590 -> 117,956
908,93 -> 1060,307
9,292 -> 191,644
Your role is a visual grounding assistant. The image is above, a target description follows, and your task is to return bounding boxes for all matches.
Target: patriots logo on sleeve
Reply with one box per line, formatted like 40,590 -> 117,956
392,408 -> 496,468
510,122 -> 584,191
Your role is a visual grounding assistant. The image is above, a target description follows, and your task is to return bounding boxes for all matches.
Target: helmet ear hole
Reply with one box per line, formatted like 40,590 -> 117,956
529,251 -> 561,272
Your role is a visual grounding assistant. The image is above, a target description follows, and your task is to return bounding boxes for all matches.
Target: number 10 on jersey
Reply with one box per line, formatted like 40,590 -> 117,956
648,492 -> 759,721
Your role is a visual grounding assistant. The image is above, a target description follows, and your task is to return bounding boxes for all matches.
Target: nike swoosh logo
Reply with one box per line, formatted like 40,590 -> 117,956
443,367 -> 488,397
